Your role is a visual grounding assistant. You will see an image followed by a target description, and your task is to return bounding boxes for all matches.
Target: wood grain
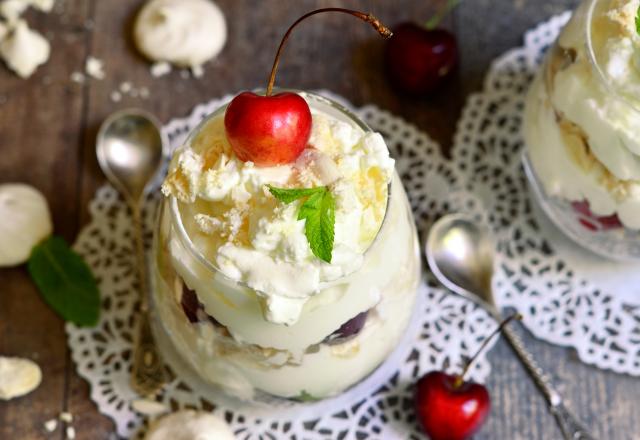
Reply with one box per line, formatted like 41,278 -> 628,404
1,0 -> 638,439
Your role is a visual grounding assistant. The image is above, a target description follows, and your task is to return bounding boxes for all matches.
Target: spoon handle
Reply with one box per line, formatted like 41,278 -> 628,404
502,325 -> 594,440
130,205 -> 166,396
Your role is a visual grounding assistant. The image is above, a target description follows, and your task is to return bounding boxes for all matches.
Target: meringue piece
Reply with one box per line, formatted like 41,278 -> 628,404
131,398 -> 169,416
0,20 -> 50,78
0,183 -> 52,267
43,419 -> 57,432
0,0 -> 54,23
85,56 -> 105,80
145,410 -> 235,440
295,149 -> 341,185
0,356 -> 42,400
134,0 -> 227,68
150,61 -> 171,77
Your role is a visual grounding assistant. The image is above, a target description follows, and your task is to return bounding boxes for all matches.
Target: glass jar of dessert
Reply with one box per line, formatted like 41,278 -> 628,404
149,91 -> 421,402
523,0 -> 640,259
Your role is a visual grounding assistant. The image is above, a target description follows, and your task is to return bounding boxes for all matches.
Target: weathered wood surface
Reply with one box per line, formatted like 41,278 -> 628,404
2,0 -> 638,439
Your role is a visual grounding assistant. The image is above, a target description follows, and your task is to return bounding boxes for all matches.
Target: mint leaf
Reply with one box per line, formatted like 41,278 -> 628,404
296,390 -> 320,402
268,184 -> 335,263
636,5 -> 640,35
27,236 -> 100,327
267,185 -> 325,204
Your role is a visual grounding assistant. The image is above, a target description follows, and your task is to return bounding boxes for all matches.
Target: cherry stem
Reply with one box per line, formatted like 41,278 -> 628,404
453,312 -> 522,388
425,0 -> 462,30
266,8 -> 393,96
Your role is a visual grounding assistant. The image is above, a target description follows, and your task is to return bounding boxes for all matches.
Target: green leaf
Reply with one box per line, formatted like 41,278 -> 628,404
27,236 -> 100,327
300,190 -> 334,263
297,190 -> 324,220
268,184 -> 336,263
296,390 -> 320,402
267,185 -> 326,204
636,5 -> 640,36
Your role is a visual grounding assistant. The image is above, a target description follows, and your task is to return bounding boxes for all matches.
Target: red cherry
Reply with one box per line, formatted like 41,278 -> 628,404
571,200 -> 623,231
224,91 -> 312,166
384,22 -> 458,95
415,371 -> 490,440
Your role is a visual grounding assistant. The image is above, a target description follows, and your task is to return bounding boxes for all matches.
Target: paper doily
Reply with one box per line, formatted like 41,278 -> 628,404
67,11 -> 640,439
68,91 -> 494,439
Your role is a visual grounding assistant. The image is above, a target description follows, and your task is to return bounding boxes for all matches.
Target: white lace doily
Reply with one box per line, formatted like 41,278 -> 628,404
67,11 -> 640,439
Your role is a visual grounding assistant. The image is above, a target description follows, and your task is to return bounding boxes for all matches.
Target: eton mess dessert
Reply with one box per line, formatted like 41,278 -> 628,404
524,0 -> 640,257
151,91 -> 421,400
149,9 -> 420,401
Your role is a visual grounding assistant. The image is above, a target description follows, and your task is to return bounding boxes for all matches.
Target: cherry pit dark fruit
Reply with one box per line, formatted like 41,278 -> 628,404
384,0 -> 460,95
414,313 -> 520,440
385,23 -> 458,95
224,8 -> 392,167
572,200 -> 623,232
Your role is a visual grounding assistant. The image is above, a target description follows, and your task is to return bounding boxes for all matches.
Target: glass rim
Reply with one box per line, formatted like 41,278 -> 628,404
584,0 -> 640,112
167,89 -> 394,282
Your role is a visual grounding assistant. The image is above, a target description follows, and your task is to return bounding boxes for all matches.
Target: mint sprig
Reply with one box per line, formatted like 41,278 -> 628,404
27,236 -> 100,327
267,185 -> 335,263
636,5 -> 640,35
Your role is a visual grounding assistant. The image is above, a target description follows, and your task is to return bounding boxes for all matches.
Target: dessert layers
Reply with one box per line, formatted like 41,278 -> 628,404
524,0 -> 640,229
153,171 -> 420,398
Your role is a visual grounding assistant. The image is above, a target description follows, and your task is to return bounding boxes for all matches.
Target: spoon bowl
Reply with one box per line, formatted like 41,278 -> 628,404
426,214 -> 496,310
425,213 -> 594,440
96,108 -> 167,396
96,109 -> 164,204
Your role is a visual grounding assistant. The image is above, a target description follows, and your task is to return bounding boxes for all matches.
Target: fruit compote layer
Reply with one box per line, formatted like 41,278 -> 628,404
151,93 -> 421,400
524,0 -> 640,229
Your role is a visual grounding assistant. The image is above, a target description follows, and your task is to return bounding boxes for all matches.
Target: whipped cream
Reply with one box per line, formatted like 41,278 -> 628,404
525,0 -> 640,229
163,98 -> 395,325
134,0 -> 226,69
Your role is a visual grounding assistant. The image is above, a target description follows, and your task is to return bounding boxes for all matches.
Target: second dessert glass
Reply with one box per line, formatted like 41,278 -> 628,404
523,0 -> 640,260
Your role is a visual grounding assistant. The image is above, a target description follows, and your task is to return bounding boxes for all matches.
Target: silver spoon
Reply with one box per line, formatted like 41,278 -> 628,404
97,109 -> 166,396
426,214 -> 594,440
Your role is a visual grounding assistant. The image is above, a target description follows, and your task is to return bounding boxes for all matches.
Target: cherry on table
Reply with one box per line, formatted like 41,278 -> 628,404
384,0 -> 460,95
414,313 -> 520,440
415,371 -> 490,440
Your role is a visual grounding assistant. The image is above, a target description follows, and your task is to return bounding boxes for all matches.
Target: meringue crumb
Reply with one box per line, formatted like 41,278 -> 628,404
131,398 -> 168,416
59,412 -> 73,423
70,72 -> 84,83
119,81 -> 132,93
43,419 -> 57,432
139,87 -> 150,99
191,65 -> 204,78
110,91 -> 122,102
150,61 -> 171,77
65,426 -> 76,439
85,56 -> 105,80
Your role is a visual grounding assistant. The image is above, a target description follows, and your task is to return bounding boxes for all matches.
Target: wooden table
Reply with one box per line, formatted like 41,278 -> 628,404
1,0 -> 638,438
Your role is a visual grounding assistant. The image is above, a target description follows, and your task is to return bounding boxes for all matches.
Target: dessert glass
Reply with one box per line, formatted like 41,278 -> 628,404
523,0 -> 640,260
149,91 -> 421,402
